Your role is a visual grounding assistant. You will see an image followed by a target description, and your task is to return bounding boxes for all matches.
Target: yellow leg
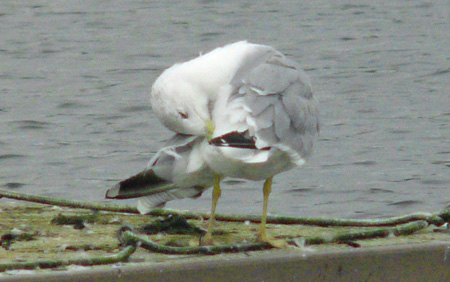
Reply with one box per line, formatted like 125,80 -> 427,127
257,177 -> 288,248
257,176 -> 273,242
203,175 -> 221,245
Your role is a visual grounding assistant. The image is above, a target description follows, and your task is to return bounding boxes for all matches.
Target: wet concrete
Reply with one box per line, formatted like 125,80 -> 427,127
3,242 -> 450,282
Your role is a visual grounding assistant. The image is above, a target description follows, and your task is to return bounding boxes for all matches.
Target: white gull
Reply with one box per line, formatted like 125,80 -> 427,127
106,41 -> 320,245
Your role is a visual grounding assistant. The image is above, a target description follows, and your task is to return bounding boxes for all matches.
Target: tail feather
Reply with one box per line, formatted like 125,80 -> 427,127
105,170 -> 174,199
137,187 -> 205,214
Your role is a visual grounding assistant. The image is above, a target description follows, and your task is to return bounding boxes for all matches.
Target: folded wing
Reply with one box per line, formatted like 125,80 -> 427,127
106,135 -> 216,214
211,48 -> 320,166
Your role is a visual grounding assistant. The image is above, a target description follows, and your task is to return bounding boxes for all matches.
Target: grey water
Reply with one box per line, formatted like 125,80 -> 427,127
1,1 -> 449,219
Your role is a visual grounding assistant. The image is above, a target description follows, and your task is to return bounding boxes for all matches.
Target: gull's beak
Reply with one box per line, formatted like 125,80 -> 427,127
205,120 -> 215,141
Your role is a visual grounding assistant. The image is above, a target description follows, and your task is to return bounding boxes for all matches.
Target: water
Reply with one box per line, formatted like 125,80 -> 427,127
1,1 -> 449,219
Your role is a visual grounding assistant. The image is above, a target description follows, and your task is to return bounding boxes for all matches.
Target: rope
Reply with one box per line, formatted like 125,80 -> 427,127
0,245 -> 136,272
2,189 -> 448,227
0,189 -> 448,271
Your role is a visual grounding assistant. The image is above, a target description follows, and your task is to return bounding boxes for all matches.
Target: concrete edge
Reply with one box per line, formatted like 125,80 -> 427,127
2,241 -> 450,282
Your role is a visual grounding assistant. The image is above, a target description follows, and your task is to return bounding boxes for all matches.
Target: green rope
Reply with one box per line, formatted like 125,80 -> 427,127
0,189 -> 138,213
0,189 -> 443,272
118,220 -> 429,255
0,245 -> 136,272
1,189 -> 447,227
303,220 -> 429,245
121,230 -> 270,255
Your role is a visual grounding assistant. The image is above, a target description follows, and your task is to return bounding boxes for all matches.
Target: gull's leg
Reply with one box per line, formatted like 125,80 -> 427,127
203,175 -> 221,245
256,177 -> 287,248
257,176 -> 273,243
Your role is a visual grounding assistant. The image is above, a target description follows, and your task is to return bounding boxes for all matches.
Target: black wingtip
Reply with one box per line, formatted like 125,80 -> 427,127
105,169 -> 170,200
209,131 -> 270,150
209,131 -> 258,149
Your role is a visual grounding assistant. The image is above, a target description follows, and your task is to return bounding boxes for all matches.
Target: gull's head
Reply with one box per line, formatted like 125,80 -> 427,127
151,69 -> 211,136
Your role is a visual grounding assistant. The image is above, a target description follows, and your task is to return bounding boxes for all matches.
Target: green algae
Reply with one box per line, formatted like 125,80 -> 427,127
1,201 -> 449,272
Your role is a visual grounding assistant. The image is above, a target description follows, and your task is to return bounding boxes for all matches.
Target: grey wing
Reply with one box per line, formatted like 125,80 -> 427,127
230,52 -> 320,165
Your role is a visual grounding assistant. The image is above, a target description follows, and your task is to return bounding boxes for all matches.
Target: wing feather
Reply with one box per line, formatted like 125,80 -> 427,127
212,47 -> 320,164
105,135 -> 216,212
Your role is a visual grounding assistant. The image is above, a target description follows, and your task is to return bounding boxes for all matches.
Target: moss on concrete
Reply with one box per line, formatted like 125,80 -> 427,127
0,202 -> 449,272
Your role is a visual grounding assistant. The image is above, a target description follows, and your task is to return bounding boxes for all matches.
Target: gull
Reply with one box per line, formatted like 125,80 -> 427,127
106,41 -> 320,246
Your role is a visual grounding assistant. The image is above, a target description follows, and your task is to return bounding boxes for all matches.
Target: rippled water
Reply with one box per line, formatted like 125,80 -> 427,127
1,1 -> 449,218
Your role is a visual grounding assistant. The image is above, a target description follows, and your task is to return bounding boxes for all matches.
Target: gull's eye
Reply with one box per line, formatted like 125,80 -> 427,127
178,111 -> 188,119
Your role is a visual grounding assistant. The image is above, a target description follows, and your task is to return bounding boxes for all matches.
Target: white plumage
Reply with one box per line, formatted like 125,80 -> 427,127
106,41 -> 320,245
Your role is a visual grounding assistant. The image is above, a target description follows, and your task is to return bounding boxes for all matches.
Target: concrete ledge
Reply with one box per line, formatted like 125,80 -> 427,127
4,241 -> 450,282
